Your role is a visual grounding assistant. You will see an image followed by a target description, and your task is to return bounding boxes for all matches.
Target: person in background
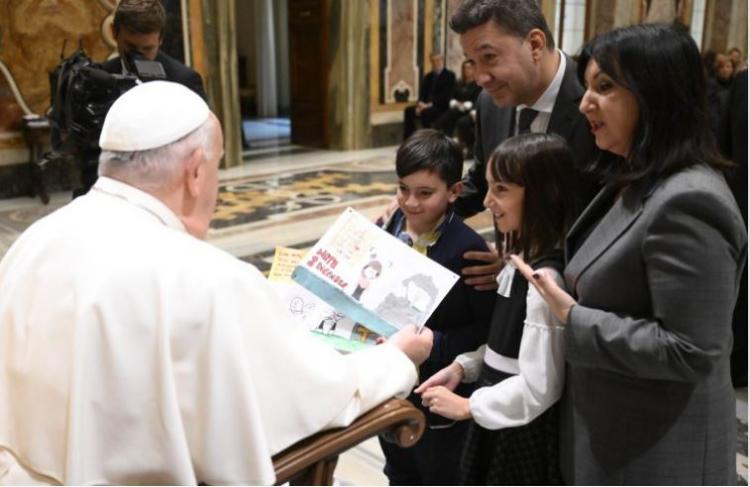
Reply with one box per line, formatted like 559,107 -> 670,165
728,46 -> 748,74
377,129 -> 495,485
73,0 -> 208,198
102,0 -> 206,100
417,133 -> 578,485
513,23 -> 746,485
706,52 -> 734,138
433,60 -> 482,156
403,53 -> 456,140
0,81 -> 433,485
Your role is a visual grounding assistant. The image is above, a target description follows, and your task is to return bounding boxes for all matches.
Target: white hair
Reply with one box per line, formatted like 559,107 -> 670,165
98,117 -> 215,193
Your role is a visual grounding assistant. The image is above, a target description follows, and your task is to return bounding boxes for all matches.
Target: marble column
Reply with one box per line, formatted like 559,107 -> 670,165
703,0 -> 727,52
586,0 -> 617,38
201,0 -> 242,168
726,0 -> 747,53
326,0 -> 371,150
612,0 -> 641,28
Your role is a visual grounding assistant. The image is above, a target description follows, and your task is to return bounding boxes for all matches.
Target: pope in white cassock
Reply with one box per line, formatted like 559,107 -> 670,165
0,81 -> 433,485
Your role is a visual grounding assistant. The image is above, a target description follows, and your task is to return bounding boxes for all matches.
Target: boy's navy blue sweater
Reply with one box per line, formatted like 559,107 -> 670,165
384,209 -> 496,405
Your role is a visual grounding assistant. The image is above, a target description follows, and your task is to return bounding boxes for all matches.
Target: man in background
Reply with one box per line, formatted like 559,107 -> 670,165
70,0 -> 208,197
403,53 -> 456,140
102,0 -> 206,99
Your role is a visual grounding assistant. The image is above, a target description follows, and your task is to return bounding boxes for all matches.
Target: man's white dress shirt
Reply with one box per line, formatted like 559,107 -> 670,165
514,50 -> 567,135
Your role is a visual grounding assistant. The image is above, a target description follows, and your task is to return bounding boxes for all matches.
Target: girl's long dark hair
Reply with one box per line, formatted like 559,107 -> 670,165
489,133 -> 577,261
577,22 -> 731,188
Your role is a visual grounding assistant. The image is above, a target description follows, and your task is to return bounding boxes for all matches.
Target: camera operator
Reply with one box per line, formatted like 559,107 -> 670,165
103,0 -> 207,100
68,0 -> 207,197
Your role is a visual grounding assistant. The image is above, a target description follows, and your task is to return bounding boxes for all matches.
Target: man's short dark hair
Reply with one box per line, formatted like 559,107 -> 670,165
449,0 -> 555,50
396,129 -> 463,186
113,0 -> 167,36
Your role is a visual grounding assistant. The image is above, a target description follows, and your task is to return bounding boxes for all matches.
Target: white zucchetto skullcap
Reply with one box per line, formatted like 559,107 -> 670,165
99,80 -> 209,152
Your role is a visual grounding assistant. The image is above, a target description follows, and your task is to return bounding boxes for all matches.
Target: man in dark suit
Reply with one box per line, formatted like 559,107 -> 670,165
102,0 -> 207,101
403,53 -> 456,140
71,0 -> 208,197
448,0 -> 599,289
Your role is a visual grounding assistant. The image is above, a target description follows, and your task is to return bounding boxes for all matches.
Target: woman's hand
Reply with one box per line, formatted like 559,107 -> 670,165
509,254 -> 576,323
420,386 -> 471,421
414,361 -> 464,395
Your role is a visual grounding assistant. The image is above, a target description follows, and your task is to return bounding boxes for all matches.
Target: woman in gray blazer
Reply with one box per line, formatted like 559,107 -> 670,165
512,23 -> 746,485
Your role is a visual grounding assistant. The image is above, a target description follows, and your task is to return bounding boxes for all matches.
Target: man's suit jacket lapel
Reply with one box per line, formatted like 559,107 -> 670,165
548,54 -> 584,142
486,103 -> 514,154
565,184 -> 646,292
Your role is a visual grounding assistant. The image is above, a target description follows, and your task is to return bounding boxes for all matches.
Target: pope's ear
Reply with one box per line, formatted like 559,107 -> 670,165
184,147 -> 204,198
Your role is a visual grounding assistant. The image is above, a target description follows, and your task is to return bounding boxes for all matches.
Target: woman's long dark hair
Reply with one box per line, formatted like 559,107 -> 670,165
489,133 -> 577,261
577,23 -> 731,187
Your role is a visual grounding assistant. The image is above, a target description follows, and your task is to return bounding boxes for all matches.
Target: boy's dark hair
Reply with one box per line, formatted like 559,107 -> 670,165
113,0 -> 167,37
449,0 -> 555,50
577,22 -> 730,187
396,129 -> 463,186
489,133 -> 576,261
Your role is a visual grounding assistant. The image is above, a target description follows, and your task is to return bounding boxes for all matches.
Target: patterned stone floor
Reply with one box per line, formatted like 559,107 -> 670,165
0,145 -> 746,484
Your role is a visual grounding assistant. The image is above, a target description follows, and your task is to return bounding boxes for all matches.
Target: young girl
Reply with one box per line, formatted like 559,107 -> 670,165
415,132 -> 578,485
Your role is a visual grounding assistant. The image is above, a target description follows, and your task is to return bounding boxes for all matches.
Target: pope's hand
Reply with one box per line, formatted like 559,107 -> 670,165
389,324 -> 433,366
414,361 -> 464,395
509,254 -> 576,323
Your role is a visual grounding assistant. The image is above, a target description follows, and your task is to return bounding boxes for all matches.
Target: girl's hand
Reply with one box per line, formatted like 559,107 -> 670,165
509,254 -> 576,323
414,361 -> 464,394
421,386 -> 471,421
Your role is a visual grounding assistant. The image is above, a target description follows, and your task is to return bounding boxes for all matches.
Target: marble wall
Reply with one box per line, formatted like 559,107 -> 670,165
372,0 -> 467,121
0,0 -> 114,165
0,0 -> 206,195
704,0 -> 747,54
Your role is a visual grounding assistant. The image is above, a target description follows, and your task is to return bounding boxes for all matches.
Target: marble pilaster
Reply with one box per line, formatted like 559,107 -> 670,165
327,0 -> 372,150
201,0 -> 242,168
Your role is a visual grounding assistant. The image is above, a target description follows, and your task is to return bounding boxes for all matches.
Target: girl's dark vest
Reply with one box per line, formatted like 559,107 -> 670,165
481,252 -> 564,384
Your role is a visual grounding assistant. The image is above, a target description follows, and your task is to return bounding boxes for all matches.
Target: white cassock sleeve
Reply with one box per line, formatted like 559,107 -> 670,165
172,261 -> 417,484
468,268 -> 566,430
0,186 -> 419,486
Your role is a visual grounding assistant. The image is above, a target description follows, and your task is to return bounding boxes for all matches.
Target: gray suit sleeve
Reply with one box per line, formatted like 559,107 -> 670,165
566,190 -> 747,382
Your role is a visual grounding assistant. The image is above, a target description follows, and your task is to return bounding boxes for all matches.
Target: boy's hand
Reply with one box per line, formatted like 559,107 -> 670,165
421,386 -> 471,421
462,249 -> 502,291
414,361 -> 464,394
389,325 -> 433,366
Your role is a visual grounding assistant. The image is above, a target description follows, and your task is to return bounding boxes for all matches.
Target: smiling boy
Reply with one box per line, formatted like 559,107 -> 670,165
377,129 -> 496,485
